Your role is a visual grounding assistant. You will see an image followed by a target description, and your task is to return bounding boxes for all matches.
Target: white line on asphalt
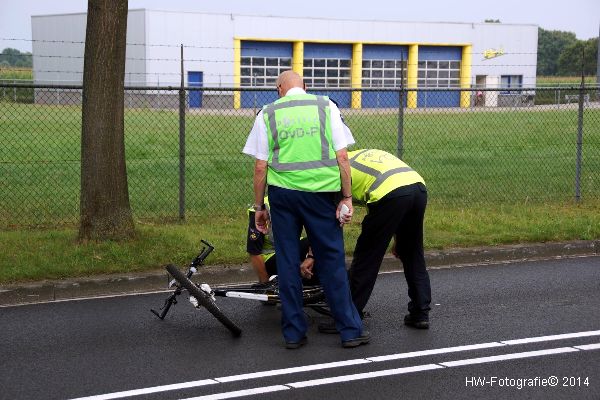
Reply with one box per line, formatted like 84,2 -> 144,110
286,364 -> 444,388
379,254 -> 600,274
501,330 -> 600,345
180,344 -> 599,400
366,342 -> 506,362
439,347 -> 579,367
67,330 -> 600,400
574,343 -> 600,350
215,359 -> 372,383
183,385 -> 290,400
68,379 -> 218,400
0,289 -> 174,308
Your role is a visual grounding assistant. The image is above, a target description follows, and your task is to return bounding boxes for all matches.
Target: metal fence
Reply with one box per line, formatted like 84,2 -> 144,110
1,83 -> 599,227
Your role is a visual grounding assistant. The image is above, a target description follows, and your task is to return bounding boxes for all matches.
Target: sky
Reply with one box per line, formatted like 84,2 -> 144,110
0,0 -> 599,52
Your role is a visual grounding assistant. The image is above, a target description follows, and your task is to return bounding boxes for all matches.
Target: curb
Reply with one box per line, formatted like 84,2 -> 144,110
1,240 -> 598,307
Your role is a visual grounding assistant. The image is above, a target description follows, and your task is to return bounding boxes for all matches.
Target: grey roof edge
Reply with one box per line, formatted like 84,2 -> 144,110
31,8 -> 538,28
0,240 -> 597,307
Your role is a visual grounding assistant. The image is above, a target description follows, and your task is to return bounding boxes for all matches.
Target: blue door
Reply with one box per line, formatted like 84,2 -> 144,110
188,71 -> 203,108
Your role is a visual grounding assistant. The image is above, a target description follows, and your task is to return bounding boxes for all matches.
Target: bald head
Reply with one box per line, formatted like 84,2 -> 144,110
276,70 -> 305,97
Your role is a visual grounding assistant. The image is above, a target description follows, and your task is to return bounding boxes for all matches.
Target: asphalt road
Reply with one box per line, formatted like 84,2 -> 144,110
1,256 -> 599,400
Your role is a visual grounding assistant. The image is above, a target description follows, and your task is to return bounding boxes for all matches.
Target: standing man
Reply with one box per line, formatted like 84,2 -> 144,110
243,70 -> 368,349
347,149 -> 431,328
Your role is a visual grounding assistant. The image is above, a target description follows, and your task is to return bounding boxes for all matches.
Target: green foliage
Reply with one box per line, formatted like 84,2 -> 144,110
537,28 -> 578,76
557,38 -> 599,76
0,48 -> 32,68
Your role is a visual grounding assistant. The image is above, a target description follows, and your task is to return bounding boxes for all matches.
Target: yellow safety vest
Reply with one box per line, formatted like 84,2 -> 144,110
348,149 -> 425,203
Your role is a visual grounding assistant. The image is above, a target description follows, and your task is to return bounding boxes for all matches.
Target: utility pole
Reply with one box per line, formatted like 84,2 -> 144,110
597,23 -> 599,87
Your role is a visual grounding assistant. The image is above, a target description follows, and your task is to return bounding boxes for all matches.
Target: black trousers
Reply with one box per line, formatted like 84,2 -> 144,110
348,183 -> 431,319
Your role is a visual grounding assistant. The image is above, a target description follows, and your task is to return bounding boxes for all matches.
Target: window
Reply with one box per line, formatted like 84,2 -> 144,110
303,58 -> 351,88
361,59 -> 407,88
240,56 -> 291,87
500,75 -> 523,93
417,59 -> 461,88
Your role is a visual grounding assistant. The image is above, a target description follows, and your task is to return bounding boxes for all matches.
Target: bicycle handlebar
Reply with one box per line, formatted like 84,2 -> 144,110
190,240 -> 215,269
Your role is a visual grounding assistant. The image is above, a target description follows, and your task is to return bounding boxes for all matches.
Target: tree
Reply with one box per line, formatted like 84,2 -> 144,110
79,0 -> 134,241
537,28 -> 578,76
0,48 -> 32,67
557,38 -> 598,76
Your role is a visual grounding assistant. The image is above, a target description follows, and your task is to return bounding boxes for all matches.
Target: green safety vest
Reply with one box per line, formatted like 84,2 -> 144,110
263,94 -> 340,192
348,149 -> 425,204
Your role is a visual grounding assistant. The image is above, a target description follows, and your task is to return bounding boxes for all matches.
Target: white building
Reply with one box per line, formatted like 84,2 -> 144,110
31,9 -> 538,108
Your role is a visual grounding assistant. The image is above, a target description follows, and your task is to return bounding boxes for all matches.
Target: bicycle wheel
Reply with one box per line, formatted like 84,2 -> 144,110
165,264 -> 242,337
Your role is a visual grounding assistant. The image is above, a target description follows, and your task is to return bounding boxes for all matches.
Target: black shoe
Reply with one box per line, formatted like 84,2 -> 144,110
317,321 -> 338,334
342,332 -> 370,348
404,314 -> 429,329
285,336 -> 307,349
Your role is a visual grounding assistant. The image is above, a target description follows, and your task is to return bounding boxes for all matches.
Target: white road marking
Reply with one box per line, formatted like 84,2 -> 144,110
286,364 -> 443,388
574,343 -> 600,350
181,344 -> 599,400
69,380 -> 217,400
501,330 -> 600,345
67,330 -> 600,400
0,289 -> 174,308
184,385 -> 290,400
439,347 -> 579,367
366,342 -> 506,362
215,359 -> 372,383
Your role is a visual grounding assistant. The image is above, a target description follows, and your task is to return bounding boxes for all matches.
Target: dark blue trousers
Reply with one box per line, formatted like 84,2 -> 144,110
268,185 -> 363,342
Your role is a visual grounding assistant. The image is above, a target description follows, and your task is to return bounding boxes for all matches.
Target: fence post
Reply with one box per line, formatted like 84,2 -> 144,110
397,54 -> 405,159
574,49 -> 585,203
179,44 -> 186,219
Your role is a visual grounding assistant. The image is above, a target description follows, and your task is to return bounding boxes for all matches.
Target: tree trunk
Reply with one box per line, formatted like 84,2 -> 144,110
79,0 -> 134,241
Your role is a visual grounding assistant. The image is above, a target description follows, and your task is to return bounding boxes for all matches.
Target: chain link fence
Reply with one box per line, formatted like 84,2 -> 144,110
1,83 -> 599,227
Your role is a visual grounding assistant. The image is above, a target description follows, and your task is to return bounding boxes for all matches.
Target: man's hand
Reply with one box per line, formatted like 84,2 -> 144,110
254,209 -> 270,234
300,257 -> 314,279
336,198 -> 353,226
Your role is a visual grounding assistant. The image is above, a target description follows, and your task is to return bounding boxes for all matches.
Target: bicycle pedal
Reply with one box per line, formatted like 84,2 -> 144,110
189,295 -> 199,308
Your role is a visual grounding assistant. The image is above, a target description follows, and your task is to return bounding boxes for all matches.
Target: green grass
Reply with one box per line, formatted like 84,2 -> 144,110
1,103 -> 599,226
1,102 -> 599,283
536,76 -> 597,86
1,201 -> 599,284
0,67 -> 33,81
0,68 -> 34,103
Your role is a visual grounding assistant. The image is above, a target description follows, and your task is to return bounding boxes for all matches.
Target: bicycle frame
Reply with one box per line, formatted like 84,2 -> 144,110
151,240 -> 330,335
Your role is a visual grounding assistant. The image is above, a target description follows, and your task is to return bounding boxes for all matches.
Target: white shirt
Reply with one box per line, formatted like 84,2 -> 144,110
242,87 -> 355,160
